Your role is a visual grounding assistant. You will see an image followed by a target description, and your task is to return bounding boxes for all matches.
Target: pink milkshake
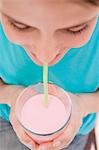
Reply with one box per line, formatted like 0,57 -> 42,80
15,83 -> 72,144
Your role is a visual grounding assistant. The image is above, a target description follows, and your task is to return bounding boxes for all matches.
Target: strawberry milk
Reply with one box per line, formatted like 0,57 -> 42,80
21,94 -> 69,135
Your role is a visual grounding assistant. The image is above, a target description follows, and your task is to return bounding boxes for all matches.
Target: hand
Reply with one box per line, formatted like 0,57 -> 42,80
9,86 -> 39,150
38,85 -> 85,150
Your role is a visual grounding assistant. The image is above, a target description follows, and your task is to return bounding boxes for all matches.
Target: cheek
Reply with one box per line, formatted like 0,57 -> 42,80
68,24 -> 96,48
1,25 -> 26,45
1,16 -> 28,45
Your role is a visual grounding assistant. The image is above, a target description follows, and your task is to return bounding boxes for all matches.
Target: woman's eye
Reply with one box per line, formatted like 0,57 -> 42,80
66,24 -> 89,35
9,22 -> 31,31
10,21 -> 89,35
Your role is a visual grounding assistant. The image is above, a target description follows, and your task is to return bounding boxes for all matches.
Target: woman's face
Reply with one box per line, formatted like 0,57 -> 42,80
0,0 -> 99,66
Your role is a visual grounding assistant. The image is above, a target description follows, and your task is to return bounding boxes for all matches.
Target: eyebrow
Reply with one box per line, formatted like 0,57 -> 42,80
2,11 -> 29,26
1,11 -> 90,29
75,0 -> 99,7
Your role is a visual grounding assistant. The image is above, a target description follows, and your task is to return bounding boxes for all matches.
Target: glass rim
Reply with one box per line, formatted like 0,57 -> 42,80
15,82 -> 72,136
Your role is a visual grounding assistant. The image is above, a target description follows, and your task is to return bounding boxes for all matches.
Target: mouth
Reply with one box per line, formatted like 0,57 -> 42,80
28,52 -> 63,66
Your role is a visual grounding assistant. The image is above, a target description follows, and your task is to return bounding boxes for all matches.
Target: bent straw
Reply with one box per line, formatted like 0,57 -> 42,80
43,63 -> 48,107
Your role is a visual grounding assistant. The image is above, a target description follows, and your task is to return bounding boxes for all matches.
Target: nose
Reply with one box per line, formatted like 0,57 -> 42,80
33,41 -> 61,64
29,32 -> 67,64
34,46 -> 61,64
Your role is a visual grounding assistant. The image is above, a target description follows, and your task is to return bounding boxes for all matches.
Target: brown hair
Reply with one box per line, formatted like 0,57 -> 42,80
84,0 -> 99,6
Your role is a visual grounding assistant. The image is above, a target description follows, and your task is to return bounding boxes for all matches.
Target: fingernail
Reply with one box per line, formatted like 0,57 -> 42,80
39,146 -> 47,150
27,142 -> 34,150
27,143 -> 32,149
53,141 -> 61,147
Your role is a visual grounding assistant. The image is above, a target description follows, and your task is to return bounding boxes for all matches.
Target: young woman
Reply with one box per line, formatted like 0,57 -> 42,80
0,0 -> 99,149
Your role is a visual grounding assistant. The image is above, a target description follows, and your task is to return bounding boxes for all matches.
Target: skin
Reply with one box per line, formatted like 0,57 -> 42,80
0,0 -> 99,66
0,0 -> 99,150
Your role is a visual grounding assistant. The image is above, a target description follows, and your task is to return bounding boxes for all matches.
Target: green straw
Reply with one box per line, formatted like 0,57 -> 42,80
43,63 -> 48,107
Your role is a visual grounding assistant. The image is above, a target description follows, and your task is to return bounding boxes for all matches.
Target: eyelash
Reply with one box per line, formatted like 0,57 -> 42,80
9,22 -> 30,31
66,24 -> 89,35
9,21 -> 89,35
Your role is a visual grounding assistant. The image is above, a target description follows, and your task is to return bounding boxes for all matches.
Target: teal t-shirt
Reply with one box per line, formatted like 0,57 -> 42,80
0,18 -> 99,135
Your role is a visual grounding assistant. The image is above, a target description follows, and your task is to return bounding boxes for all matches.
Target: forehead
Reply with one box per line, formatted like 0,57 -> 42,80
1,0 -> 96,17
0,0 -> 88,7
0,0 -> 93,14
1,0 -> 98,10
0,0 -> 97,26
1,0 -> 95,6
1,0 -> 98,33
1,0 -> 70,6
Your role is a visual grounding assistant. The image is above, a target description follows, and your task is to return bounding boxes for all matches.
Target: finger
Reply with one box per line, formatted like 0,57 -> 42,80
10,114 -> 31,143
38,142 -> 52,150
14,124 -> 37,149
52,131 -> 75,150
52,118 -> 81,149
10,115 -> 38,149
